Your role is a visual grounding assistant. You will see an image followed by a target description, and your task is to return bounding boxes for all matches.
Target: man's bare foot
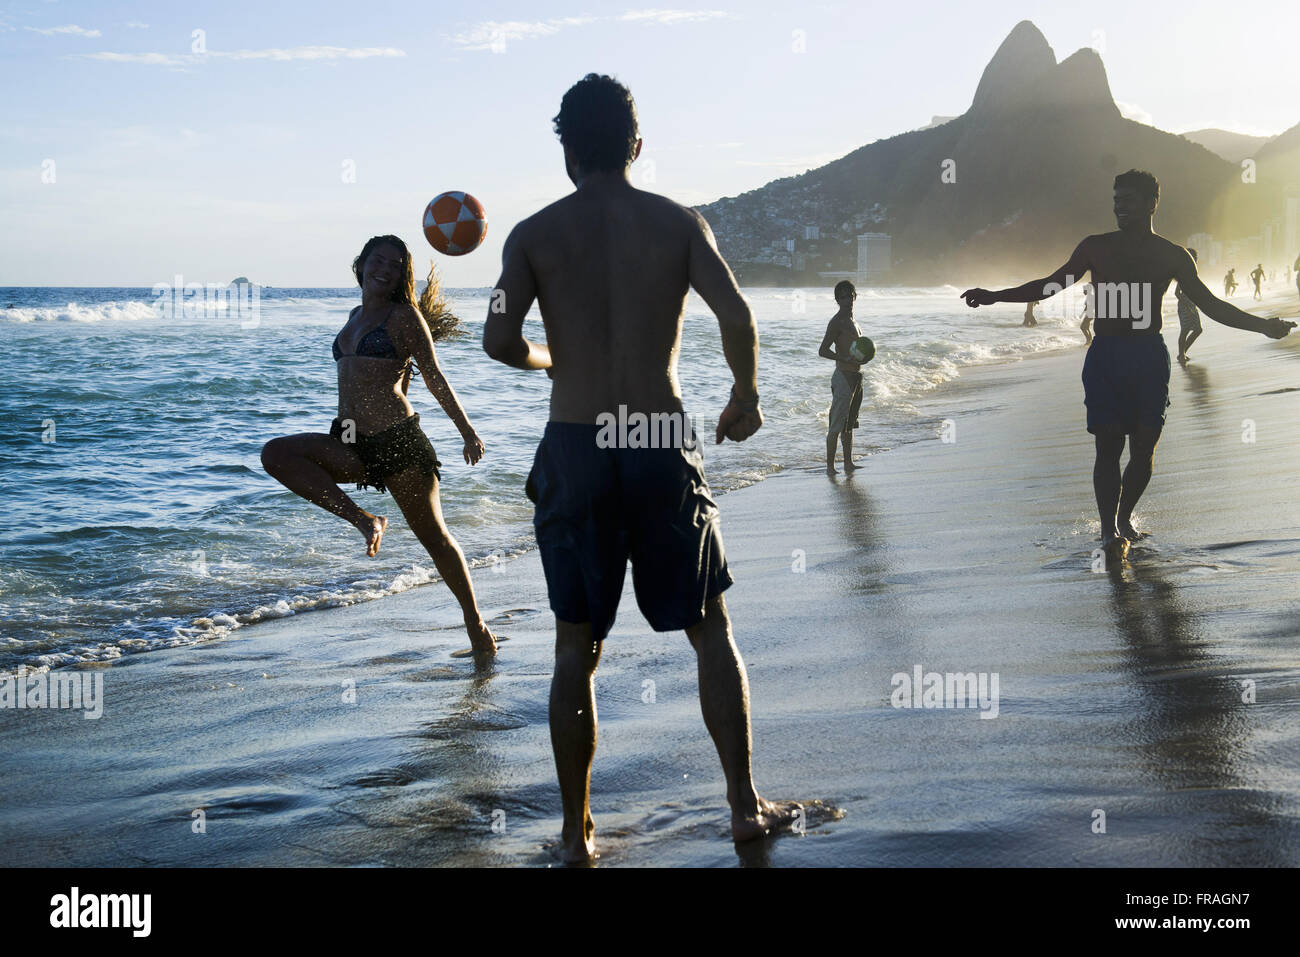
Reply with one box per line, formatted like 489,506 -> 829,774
355,513 -> 387,557
826,464 -> 837,476
732,798 -> 803,842
844,460 -> 857,474
1101,532 -> 1130,565
558,815 -> 596,864
469,621 -> 498,657
1177,353 -> 1187,365
450,621 -> 499,660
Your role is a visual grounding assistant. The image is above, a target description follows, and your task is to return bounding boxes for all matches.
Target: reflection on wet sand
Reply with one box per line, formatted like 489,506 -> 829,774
1105,561 -> 1287,864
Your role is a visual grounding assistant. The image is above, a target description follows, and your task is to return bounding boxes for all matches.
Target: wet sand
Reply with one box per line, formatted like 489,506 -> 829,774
4,294 -> 1299,867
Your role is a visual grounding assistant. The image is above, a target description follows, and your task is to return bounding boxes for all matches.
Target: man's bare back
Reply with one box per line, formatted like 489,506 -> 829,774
487,173 -> 759,438
510,183 -> 693,422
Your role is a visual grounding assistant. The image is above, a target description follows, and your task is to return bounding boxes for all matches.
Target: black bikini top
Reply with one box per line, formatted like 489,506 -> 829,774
333,306 -> 402,362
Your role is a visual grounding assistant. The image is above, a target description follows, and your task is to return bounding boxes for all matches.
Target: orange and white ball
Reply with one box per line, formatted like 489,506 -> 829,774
422,191 -> 487,256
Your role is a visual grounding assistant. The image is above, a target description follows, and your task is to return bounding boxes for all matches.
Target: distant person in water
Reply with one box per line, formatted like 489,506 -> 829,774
819,280 -> 866,474
1250,263 -> 1265,300
1175,248 -> 1204,364
1022,300 -> 1039,327
261,235 -> 498,660
1224,267 -> 1237,297
961,170 -> 1294,562
482,73 -> 800,863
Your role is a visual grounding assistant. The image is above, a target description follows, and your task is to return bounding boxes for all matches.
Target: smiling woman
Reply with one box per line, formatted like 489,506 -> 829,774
259,234 -> 499,661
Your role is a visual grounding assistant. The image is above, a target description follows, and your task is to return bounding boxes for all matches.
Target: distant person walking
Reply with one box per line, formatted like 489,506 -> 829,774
1250,263 -> 1265,300
1294,253 -> 1300,300
1079,299 -> 1093,344
1224,267 -> 1238,297
819,281 -> 867,474
1023,300 -> 1039,327
1175,248 -> 1204,364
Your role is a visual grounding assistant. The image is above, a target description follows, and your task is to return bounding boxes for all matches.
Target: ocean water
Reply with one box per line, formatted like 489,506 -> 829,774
0,285 -> 1082,677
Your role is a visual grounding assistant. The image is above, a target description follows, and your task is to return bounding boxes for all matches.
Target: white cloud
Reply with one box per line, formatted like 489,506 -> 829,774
78,45 -> 406,66
220,45 -> 405,61
125,21 -> 149,30
447,18 -> 598,51
620,9 -> 730,24
1116,101 -> 1153,126
447,10 -> 731,50
25,24 -> 102,37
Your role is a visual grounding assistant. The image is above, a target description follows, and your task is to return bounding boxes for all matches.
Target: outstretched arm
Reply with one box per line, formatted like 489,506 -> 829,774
482,224 -> 552,371
1176,250 -> 1294,338
962,238 -> 1092,307
687,209 -> 760,443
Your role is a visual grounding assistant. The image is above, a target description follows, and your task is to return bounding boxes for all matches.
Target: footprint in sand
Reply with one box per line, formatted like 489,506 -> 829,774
345,766 -> 418,789
488,608 -> 543,623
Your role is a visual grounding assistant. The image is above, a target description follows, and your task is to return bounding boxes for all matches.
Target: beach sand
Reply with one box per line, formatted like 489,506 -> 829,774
4,294 -> 1299,867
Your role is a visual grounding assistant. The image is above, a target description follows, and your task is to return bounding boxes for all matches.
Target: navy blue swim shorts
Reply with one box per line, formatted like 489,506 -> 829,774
1081,334 -> 1171,434
525,422 -> 734,641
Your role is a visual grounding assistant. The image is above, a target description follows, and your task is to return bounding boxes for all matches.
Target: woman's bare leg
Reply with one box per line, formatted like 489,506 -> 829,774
261,433 -> 387,556
386,467 -> 497,658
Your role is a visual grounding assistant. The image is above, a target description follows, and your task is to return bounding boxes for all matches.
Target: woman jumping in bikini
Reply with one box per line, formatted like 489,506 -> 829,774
262,234 -> 497,659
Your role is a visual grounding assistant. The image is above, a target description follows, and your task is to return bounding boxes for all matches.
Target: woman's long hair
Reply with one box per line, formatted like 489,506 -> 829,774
352,234 -> 465,343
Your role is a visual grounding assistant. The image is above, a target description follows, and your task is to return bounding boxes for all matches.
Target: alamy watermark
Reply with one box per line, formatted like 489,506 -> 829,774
1,671 -> 103,719
890,664 -> 999,718
595,405 -> 705,449
1048,279 -> 1155,329
152,275 -> 261,328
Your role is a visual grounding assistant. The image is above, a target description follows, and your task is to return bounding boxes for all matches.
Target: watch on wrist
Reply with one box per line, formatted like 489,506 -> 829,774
730,385 -> 760,411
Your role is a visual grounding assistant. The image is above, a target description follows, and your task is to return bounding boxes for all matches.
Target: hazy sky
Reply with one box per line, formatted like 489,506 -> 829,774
2,0 -> 1295,286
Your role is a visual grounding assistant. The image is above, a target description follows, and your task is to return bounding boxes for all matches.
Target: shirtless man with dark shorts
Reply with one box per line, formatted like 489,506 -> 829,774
483,73 -> 800,863
962,170 -> 1294,562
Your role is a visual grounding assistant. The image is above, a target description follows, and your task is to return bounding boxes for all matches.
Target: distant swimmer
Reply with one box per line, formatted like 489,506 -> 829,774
1250,263 -> 1265,300
1022,300 -> 1039,327
818,280 -> 866,474
1224,267 -> 1238,297
261,235 -> 498,661
1175,248 -> 1204,364
961,170 -> 1294,562
483,73 -> 801,862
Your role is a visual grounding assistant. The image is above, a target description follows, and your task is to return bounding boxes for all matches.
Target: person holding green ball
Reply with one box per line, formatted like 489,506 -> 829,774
818,280 -> 872,474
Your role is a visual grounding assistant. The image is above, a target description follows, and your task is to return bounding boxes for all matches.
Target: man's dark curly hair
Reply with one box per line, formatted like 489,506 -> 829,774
552,73 -> 640,173
1113,169 -> 1160,206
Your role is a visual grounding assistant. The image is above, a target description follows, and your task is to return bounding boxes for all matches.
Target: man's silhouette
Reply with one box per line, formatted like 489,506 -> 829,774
819,280 -> 867,474
483,73 -> 800,863
1250,263 -> 1265,300
962,170 -> 1293,561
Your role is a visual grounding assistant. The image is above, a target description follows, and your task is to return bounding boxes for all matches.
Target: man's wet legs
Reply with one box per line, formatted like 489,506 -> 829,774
1117,425 -> 1161,539
1094,430 -> 1127,557
686,594 -> 801,841
550,620 -> 601,863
